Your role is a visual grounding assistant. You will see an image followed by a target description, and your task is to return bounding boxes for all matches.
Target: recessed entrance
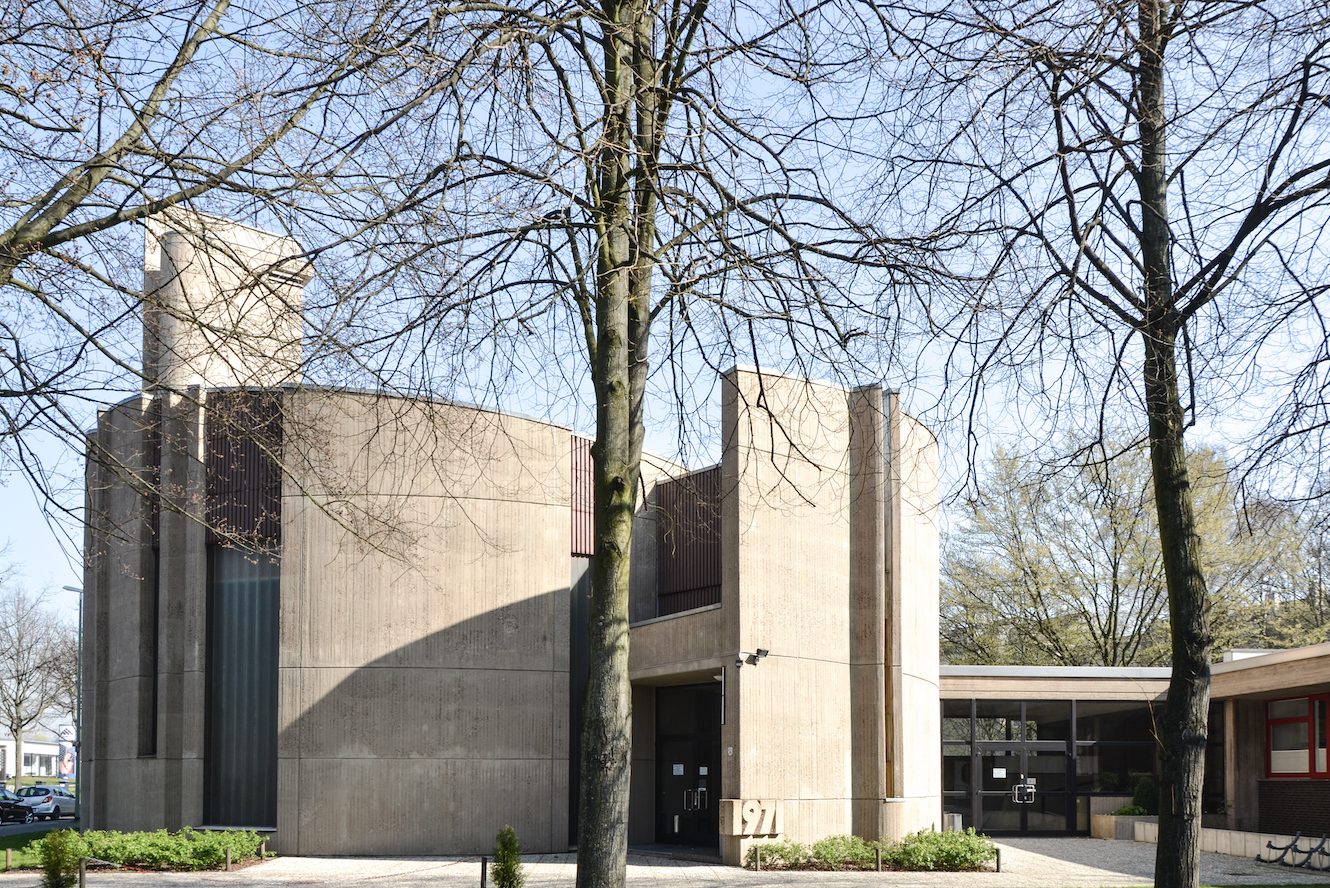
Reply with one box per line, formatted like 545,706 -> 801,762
655,683 -> 721,847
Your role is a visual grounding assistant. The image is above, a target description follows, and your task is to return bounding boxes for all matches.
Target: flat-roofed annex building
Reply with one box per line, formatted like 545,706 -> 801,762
939,645 -> 1330,839
80,214 -> 943,864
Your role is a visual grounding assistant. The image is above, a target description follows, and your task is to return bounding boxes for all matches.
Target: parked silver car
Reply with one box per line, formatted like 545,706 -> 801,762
16,785 -> 76,820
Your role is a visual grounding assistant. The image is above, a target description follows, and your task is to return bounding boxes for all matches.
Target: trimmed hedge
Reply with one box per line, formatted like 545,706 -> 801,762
30,827 -> 266,874
745,828 -> 996,872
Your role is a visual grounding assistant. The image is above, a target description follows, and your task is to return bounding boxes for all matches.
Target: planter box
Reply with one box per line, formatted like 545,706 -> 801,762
1091,813 -> 1157,840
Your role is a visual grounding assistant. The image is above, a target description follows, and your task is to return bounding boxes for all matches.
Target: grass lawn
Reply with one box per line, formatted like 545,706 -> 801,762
0,823 -> 63,870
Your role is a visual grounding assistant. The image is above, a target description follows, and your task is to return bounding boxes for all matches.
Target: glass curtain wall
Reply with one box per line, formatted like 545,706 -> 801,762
205,547 -> 280,827
942,699 -> 1161,834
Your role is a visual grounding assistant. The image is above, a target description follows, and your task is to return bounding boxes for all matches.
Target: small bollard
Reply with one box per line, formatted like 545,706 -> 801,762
755,849 -> 762,871
78,857 -> 86,888
995,847 -> 1001,873
5,847 -> 11,871
260,839 -> 267,857
481,855 -> 488,888
875,847 -> 882,871
226,847 -> 232,871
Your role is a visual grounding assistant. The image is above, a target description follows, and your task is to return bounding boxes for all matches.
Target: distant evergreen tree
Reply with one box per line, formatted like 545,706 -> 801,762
492,825 -> 524,888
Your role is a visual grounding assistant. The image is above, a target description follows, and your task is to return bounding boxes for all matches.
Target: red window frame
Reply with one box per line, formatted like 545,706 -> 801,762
1266,694 -> 1330,778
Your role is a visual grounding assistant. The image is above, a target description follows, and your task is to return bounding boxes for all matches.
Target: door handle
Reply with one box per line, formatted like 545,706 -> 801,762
683,789 -> 690,811
697,788 -> 707,810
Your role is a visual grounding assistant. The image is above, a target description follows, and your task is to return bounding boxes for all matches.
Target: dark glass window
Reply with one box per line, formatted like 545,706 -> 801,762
1026,747 -> 1068,791
1075,700 -> 1157,742
976,700 -> 1023,741
942,700 -> 971,742
1025,700 -> 1072,741
206,546 -> 280,827
1074,744 -> 1156,792
942,743 -> 972,792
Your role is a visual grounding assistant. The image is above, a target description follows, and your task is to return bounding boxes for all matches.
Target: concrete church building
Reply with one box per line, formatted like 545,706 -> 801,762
80,215 -> 942,863
83,215 -> 1330,864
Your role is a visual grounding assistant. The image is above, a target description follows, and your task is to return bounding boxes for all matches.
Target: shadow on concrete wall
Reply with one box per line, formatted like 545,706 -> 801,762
277,583 -> 594,857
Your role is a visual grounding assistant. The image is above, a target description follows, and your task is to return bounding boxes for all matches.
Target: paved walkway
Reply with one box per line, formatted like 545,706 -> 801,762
3,838 -> 1328,887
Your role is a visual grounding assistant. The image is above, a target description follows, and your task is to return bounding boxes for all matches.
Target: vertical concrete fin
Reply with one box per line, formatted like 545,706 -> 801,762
882,391 -> 942,838
848,386 -> 888,838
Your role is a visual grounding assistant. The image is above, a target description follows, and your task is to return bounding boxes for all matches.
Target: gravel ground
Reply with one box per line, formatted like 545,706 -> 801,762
2,837 -> 1328,887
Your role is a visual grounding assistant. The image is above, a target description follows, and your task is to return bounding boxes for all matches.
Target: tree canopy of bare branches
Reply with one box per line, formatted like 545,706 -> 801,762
0,0 -> 421,522
885,0 -> 1330,882
278,2 -> 925,884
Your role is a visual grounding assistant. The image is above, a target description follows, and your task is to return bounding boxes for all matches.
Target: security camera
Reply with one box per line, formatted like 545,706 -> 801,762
756,648 -> 769,659
735,656 -> 745,668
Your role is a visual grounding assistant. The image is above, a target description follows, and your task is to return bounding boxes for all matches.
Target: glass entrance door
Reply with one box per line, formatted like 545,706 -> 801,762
976,742 -> 1070,833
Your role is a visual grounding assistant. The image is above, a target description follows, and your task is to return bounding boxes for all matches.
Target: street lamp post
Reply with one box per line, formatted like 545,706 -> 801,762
61,585 -> 82,823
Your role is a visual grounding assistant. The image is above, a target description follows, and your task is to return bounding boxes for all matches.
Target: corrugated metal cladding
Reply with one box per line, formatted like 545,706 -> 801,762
205,548 -> 279,827
656,466 -> 722,616
571,435 -> 595,557
204,392 -> 282,544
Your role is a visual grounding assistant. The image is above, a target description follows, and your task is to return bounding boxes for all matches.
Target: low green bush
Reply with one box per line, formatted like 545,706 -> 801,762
1111,804 -> 1148,816
38,830 -> 87,888
1133,775 -> 1159,815
810,835 -> 884,870
34,828 -> 265,872
890,828 -> 996,872
745,829 -> 995,872
744,839 -> 811,869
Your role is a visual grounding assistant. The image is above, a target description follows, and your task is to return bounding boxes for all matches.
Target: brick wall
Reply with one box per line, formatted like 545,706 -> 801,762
1258,780 -> 1330,835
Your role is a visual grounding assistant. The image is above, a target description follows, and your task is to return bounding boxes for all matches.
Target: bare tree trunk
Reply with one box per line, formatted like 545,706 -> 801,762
1144,329 -> 1211,888
12,729 -> 21,791
1137,0 -> 1211,881
575,6 -> 641,887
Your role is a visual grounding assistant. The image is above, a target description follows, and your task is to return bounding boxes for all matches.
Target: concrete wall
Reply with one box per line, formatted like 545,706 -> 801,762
883,394 -> 941,835
82,390 -> 210,832
276,391 -> 573,855
848,388 -> 887,839
629,606 -> 725,684
84,365 -> 943,860
84,397 -> 157,831
721,369 -> 855,865
143,213 -> 309,391
707,370 -> 941,864
156,390 -> 210,829
86,389 -> 577,855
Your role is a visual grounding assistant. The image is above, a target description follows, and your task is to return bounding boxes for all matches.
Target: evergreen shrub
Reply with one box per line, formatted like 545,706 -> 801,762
492,825 -> 524,888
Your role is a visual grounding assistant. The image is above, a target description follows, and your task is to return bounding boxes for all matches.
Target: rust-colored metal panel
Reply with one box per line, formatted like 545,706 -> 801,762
571,435 -> 595,557
656,466 -> 721,616
204,392 -> 282,545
